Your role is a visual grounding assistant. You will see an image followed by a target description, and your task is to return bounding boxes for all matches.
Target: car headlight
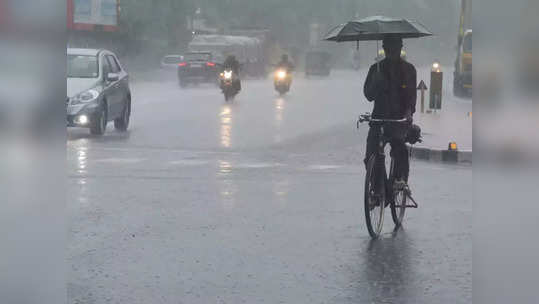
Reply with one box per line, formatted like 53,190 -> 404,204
277,70 -> 287,79
70,89 -> 99,105
224,71 -> 233,80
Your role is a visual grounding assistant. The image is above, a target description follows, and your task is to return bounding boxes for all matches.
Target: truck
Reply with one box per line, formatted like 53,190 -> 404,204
188,35 -> 265,78
67,0 -> 123,53
67,0 -> 119,32
453,0 -> 472,96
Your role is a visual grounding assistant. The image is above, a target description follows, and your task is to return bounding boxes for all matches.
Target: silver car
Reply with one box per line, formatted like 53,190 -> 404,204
67,48 -> 131,135
160,54 -> 184,70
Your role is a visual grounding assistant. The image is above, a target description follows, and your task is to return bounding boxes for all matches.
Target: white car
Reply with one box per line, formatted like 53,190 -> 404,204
67,48 -> 131,135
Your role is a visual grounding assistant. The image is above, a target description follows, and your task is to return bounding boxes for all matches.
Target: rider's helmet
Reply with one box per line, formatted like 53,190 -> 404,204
281,54 -> 289,62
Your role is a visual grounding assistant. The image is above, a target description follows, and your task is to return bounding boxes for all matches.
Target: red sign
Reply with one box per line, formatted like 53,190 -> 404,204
67,0 -> 119,32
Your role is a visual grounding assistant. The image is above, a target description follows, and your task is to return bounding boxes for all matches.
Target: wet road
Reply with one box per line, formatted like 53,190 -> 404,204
68,69 -> 471,303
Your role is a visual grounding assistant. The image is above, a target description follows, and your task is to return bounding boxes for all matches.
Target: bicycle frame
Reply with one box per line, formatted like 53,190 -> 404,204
372,126 -> 396,203
359,113 -> 419,237
379,128 -> 419,210
372,129 -> 418,210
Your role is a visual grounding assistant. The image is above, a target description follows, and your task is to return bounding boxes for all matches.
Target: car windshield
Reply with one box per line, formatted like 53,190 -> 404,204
68,55 -> 99,78
184,53 -> 211,62
463,33 -> 472,52
163,56 -> 183,64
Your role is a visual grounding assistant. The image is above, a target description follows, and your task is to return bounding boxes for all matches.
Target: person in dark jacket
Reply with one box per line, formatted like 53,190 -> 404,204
363,36 -> 417,183
277,54 -> 294,71
223,55 -> 240,74
223,55 -> 241,91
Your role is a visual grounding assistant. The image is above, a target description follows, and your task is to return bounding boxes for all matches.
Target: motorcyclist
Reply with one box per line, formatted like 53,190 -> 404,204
223,55 -> 241,91
277,54 -> 294,72
363,36 -> 417,186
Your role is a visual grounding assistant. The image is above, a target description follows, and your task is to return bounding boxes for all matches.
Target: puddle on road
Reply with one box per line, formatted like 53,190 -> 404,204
220,105 -> 233,148
218,160 -> 232,175
77,147 -> 87,174
168,160 -> 209,166
307,165 -> 343,170
233,163 -> 282,169
94,158 -> 146,164
274,98 -> 285,143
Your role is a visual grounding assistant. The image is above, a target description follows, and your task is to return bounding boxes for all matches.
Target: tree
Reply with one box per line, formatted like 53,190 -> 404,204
120,0 -> 195,49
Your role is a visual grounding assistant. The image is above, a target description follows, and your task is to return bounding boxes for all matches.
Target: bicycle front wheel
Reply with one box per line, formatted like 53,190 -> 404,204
391,186 -> 407,227
364,155 -> 385,238
389,159 -> 407,227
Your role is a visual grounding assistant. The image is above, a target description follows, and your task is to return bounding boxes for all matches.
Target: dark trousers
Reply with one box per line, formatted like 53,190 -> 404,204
364,125 -> 410,180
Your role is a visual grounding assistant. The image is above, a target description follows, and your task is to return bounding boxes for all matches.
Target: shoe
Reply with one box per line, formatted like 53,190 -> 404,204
393,179 -> 407,191
394,179 -> 413,197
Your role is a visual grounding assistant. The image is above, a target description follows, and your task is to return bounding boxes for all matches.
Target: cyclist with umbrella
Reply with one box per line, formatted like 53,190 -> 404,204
325,16 -> 431,188
364,36 -> 416,186
325,16 -> 431,236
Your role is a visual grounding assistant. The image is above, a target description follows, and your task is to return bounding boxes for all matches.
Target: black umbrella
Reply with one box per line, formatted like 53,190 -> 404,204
324,16 -> 433,42
325,16 -> 432,71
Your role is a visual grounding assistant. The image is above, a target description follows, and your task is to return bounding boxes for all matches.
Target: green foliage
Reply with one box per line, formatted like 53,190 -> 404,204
195,0 -> 457,47
119,0 -> 459,51
120,0 -> 195,40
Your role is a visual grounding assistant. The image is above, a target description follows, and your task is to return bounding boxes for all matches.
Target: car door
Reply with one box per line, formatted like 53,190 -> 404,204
100,54 -> 115,119
109,54 -> 129,108
103,54 -> 123,118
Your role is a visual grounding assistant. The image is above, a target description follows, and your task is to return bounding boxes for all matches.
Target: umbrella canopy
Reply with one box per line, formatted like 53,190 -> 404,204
324,16 -> 432,42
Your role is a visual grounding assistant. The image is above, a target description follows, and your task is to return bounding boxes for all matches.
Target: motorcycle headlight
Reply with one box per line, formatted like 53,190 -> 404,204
277,70 -> 287,79
224,71 -> 233,80
70,89 -> 99,105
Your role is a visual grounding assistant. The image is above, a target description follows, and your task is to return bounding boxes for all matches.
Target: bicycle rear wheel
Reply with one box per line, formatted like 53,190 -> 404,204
364,155 -> 385,238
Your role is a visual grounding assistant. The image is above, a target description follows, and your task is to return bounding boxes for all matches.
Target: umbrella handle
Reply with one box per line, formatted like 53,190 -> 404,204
376,40 -> 380,72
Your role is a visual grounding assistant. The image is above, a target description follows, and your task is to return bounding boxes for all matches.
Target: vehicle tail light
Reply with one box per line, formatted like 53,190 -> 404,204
206,62 -> 216,67
178,62 -> 187,67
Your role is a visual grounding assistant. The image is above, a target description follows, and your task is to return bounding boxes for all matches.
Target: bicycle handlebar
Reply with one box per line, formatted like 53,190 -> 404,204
358,113 -> 407,123
370,118 -> 408,123
357,113 -> 408,129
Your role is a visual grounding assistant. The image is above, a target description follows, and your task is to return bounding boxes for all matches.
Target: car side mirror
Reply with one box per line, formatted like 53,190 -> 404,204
107,73 -> 119,82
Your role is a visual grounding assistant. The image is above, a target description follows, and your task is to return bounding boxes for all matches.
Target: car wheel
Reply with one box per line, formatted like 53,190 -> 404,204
90,107 -> 107,135
114,99 -> 130,132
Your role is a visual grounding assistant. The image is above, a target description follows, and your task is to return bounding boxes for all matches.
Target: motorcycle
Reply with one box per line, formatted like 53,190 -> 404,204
274,68 -> 292,96
219,69 -> 240,102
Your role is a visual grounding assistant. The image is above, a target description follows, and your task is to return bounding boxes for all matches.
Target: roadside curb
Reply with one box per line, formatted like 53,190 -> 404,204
409,145 -> 472,165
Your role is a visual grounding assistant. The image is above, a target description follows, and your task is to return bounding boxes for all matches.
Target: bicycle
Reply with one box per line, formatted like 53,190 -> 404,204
357,113 -> 420,238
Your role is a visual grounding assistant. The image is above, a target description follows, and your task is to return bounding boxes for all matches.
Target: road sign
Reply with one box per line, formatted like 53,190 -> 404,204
417,80 -> 428,113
